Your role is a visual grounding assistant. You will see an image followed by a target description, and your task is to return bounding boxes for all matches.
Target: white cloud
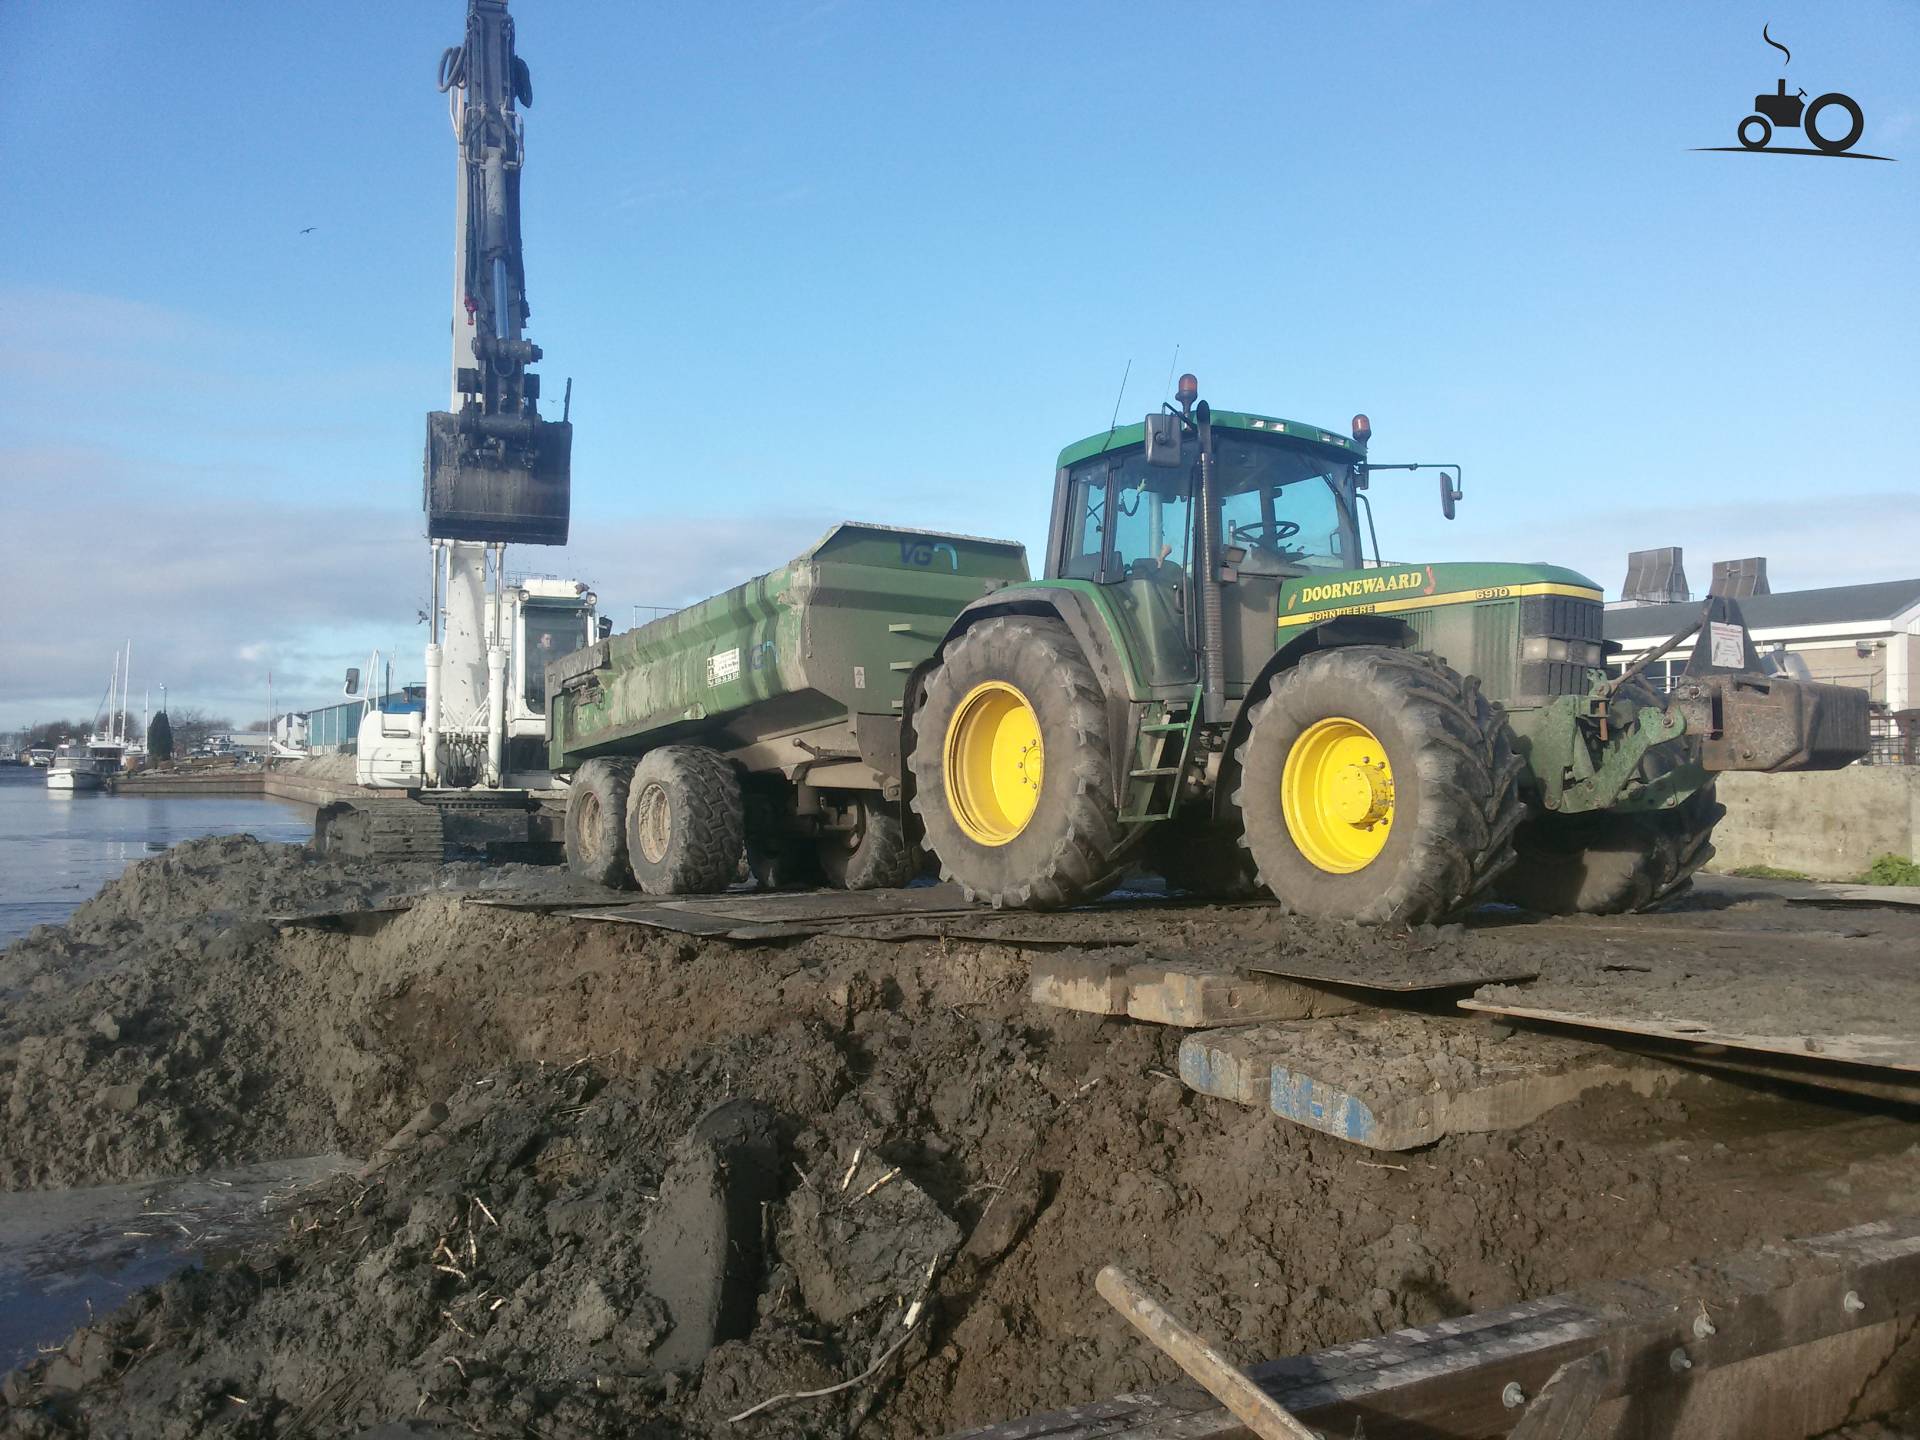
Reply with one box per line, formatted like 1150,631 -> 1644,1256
0,434 -> 838,726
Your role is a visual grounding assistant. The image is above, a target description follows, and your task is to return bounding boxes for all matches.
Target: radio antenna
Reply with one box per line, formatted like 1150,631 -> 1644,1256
1104,358 -> 1133,445
1161,344 -> 1182,403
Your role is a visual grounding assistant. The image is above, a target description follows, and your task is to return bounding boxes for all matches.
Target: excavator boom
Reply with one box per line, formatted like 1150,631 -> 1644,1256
424,0 -> 571,546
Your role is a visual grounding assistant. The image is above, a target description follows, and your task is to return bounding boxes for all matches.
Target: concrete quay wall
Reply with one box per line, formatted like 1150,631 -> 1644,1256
1711,767 -> 1919,880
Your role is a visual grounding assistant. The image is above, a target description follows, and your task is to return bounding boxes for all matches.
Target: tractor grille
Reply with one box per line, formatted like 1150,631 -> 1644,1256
1518,594 -> 1604,698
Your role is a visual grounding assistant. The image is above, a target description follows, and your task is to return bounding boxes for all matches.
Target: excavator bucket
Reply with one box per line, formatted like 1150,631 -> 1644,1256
424,409 -> 572,546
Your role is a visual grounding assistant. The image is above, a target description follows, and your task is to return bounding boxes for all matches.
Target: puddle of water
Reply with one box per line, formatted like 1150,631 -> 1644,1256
0,1154 -> 353,1371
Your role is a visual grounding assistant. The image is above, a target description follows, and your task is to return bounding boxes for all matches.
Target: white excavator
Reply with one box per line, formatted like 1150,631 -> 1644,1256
317,0 -> 598,862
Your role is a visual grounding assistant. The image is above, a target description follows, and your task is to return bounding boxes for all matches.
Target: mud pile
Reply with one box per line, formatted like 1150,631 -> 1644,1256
1,838 -> 418,1188
5,838 -> 1920,1436
6,1063 -> 969,1438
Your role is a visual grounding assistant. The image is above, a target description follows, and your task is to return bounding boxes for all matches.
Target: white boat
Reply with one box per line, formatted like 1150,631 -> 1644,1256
47,742 -> 117,791
49,641 -> 135,791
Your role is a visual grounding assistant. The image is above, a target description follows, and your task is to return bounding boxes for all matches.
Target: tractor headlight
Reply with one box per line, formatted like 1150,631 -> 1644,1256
1523,637 -> 1605,666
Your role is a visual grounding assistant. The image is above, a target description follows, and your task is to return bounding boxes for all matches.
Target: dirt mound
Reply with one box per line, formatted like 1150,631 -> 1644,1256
0,839 -> 420,1189
2,1058 -> 971,1439
4,839 -> 1920,1436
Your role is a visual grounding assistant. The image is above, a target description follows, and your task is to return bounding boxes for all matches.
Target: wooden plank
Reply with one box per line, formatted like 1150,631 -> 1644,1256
1178,1016 -> 1670,1151
1507,1350 -> 1606,1439
1123,962 -> 1359,1027
1459,998 -> 1920,1074
1788,885 -> 1920,910
1029,957 -> 1361,1027
1029,952 -> 1132,1016
563,906 -> 812,941
1233,949 -> 1538,995
648,883 -> 970,923
1096,1267 -> 1317,1440
942,1216 -> 1920,1440
1644,1043 -> 1920,1105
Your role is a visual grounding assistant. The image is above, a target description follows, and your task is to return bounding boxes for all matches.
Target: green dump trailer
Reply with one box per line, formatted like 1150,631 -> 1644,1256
546,523 -> 1028,892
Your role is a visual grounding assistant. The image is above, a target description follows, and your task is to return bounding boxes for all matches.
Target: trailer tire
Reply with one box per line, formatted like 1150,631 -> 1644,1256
909,615 -> 1124,909
565,758 -> 638,889
819,799 -> 915,891
1234,647 -> 1523,924
625,745 -> 745,895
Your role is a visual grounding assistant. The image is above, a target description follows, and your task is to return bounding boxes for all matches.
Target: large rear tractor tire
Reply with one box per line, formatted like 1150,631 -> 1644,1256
818,798 -> 915,891
1497,680 -> 1726,915
565,758 -> 638,889
1234,647 -> 1523,924
909,615 -> 1125,909
624,745 -> 745,895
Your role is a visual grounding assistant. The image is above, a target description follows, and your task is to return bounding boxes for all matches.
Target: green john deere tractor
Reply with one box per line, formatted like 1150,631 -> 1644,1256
908,375 -> 1868,921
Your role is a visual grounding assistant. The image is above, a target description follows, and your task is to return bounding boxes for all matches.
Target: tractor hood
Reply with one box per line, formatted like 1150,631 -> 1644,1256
1277,562 -> 1602,629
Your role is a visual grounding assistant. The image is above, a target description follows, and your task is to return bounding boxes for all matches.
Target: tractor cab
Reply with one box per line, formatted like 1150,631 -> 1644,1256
1048,384 -> 1368,696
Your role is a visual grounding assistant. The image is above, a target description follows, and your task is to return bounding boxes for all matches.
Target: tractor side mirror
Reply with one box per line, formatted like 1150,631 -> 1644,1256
1144,413 -> 1184,468
1439,471 -> 1462,521
343,667 -> 361,697
597,617 -> 613,640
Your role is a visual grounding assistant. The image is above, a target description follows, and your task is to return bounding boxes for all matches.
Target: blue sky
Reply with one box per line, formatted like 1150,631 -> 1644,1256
2,1 -> 1915,727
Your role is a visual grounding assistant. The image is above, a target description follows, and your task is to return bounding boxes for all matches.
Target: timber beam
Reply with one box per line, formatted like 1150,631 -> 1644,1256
943,1215 -> 1920,1440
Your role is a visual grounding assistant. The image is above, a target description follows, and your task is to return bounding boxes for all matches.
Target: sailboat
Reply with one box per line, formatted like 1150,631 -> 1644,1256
48,642 -> 135,791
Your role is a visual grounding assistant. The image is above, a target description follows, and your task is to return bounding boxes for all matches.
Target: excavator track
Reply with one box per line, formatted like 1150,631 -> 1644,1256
313,800 -> 448,864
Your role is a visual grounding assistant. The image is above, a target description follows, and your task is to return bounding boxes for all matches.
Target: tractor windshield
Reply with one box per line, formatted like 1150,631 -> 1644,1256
1061,430 -> 1358,581
1211,432 -> 1358,573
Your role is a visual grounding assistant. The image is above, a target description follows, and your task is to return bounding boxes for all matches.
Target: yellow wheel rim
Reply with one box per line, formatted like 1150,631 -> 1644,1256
1282,716 -> 1395,874
944,680 -> 1044,846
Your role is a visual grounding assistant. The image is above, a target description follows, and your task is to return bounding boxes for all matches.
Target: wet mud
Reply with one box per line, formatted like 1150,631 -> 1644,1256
3,837 -> 1918,1436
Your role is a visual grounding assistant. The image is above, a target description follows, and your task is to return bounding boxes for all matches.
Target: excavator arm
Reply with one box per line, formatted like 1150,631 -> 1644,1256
424,0 -> 571,546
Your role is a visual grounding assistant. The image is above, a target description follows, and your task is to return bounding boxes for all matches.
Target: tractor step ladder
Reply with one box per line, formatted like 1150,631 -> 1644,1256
1121,689 -> 1202,824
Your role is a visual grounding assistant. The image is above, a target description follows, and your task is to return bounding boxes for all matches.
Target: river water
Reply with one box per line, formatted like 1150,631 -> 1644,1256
0,1155 -> 353,1371
0,767 -> 312,946
0,766 -> 339,1366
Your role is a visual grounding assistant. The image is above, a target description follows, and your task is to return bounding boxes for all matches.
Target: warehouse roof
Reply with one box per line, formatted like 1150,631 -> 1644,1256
1606,577 -> 1920,641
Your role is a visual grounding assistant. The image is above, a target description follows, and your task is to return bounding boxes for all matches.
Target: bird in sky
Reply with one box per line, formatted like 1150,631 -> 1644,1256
299,226 -> 315,234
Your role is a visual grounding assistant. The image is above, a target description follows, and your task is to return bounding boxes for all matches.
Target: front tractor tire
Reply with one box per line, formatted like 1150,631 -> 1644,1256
565,758 -> 638,889
1497,681 -> 1726,915
1234,647 -> 1523,924
909,615 -> 1125,908
624,745 -> 745,895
